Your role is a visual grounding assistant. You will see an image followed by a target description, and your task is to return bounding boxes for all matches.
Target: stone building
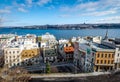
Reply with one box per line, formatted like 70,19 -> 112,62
92,43 -> 115,72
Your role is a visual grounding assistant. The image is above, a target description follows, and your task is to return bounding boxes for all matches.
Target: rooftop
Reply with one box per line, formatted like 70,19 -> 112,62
91,43 -> 115,52
17,34 -> 36,39
41,32 -> 56,40
6,41 -> 38,49
64,46 -> 74,53
0,34 -> 15,39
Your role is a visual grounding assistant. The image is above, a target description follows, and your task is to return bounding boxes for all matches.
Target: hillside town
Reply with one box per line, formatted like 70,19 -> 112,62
12,23 -> 120,30
0,32 -> 120,74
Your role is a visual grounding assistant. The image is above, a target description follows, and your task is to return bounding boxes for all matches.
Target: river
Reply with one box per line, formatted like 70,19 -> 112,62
0,28 -> 120,39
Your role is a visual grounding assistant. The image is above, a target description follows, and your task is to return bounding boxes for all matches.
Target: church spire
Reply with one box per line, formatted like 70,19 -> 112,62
104,29 -> 108,40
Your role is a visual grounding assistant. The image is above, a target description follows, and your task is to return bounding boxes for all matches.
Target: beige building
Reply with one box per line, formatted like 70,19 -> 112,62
4,46 -> 23,68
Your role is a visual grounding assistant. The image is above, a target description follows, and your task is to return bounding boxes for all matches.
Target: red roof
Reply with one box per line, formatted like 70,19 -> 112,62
64,46 -> 74,53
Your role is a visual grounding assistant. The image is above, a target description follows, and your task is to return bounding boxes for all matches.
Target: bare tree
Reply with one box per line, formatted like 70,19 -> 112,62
0,66 -> 31,82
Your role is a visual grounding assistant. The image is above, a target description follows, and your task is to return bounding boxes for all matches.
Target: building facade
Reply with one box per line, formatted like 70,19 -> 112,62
0,34 -> 15,44
4,46 -> 23,68
92,44 -> 115,72
114,47 -> 120,69
64,46 -> 74,62
4,39 -> 39,68
78,44 -> 94,72
20,48 -> 41,66
43,46 -> 58,63
40,33 -> 58,48
16,34 -> 36,43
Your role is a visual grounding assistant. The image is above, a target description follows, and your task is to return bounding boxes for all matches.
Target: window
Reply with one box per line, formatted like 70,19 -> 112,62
14,63 -> 16,66
17,63 -> 20,66
101,54 -> 103,58
9,51 -> 11,54
92,58 -> 94,62
111,60 -> 114,64
97,60 -> 99,63
108,60 -> 110,64
97,54 -> 99,58
22,54 -> 24,57
13,51 -> 15,54
105,54 -> 107,58
104,60 -> 106,64
112,54 -> 114,58
29,54 -> 31,56
118,53 -> 119,57
17,51 -> 19,53
108,54 -> 111,58
33,54 -> 35,56
32,51 -> 34,53
9,60 -> 11,62
101,60 -> 103,64
13,59 -> 15,62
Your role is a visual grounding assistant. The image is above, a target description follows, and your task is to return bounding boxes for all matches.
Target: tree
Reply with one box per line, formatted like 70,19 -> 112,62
46,62 -> 51,74
0,66 -> 31,82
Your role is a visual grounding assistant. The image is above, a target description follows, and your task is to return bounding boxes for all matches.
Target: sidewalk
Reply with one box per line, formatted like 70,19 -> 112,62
31,72 -> 110,78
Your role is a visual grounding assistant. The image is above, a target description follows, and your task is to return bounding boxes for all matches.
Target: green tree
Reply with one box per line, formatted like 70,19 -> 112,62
46,62 -> 51,74
38,36 -> 42,42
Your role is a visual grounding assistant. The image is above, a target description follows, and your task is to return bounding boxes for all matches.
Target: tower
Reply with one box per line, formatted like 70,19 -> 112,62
104,29 -> 108,40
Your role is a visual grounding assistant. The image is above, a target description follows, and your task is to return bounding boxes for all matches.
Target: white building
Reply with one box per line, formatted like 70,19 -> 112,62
93,36 -> 102,44
41,32 -> 56,41
0,34 -> 15,44
0,34 -> 16,49
78,43 -> 94,72
40,33 -> 58,48
71,37 -> 77,42
4,44 -> 23,68
0,34 -> 16,57
114,47 -> 120,69
4,40 -> 39,68
16,34 -> 36,43
58,39 -> 69,44
73,39 -> 94,72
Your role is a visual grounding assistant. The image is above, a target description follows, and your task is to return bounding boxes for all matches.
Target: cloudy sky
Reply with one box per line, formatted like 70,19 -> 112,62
0,0 -> 120,26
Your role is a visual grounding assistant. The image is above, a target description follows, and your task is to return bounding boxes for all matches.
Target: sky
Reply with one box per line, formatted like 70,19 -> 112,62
0,0 -> 120,26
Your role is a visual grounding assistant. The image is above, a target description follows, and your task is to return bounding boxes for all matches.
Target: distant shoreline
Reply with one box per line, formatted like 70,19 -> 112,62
1,23 -> 120,30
